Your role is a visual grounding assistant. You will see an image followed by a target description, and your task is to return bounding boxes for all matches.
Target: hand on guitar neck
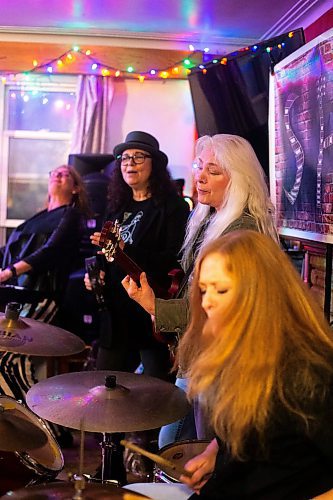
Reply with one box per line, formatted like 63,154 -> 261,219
122,272 -> 182,361
121,272 -> 156,316
96,220 -> 180,300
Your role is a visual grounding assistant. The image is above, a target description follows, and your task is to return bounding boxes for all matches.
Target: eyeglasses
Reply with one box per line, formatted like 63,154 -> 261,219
118,153 -> 152,165
192,160 -> 226,176
49,170 -> 71,179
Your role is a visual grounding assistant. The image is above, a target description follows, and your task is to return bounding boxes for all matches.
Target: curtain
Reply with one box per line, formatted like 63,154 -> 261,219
70,75 -> 115,154
188,29 -> 305,177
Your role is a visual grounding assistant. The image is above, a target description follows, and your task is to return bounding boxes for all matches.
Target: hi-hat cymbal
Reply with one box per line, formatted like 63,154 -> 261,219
0,313 -> 85,356
0,481 -> 151,499
27,371 -> 190,433
0,407 -> 47,451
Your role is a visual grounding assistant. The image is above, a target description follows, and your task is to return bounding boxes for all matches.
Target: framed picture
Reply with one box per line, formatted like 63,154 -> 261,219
269,28 -> 333,243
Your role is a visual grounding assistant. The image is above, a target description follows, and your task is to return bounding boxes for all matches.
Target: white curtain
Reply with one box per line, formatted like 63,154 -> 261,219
70,75 -> 115,154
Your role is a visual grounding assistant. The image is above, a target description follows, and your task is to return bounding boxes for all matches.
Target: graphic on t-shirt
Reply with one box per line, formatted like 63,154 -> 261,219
121,211 -> 144,244
122,212 -> 131,223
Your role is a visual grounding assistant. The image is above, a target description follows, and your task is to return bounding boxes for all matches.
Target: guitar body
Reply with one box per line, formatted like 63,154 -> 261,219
98,220 -> 183,354
167,268 -> 184,298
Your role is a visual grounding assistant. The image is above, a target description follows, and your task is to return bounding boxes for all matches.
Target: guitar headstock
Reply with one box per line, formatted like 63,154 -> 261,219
99,220 -> 122,262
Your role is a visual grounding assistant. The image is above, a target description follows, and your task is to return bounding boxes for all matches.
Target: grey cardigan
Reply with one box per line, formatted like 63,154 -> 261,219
154,213 -> 258,335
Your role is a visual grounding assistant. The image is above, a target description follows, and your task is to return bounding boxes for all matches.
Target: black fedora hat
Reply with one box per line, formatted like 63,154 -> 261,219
113,131 -> 168,167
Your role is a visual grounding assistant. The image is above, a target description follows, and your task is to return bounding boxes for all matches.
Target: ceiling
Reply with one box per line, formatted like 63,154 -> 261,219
0,0 -> 331,79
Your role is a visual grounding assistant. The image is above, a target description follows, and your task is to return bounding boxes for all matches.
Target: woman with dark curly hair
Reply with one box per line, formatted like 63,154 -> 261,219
85,131 -> 189,378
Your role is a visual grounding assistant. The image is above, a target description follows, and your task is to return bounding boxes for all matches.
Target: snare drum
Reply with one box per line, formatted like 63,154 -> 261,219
154,439 -> 210,483
0,395 -> 64,495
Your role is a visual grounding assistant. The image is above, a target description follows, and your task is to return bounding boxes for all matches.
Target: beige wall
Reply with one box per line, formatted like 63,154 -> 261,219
109,78 -> 196,196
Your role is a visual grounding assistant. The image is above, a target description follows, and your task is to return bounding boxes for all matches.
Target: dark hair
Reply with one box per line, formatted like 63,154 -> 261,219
107,156 -> 178,214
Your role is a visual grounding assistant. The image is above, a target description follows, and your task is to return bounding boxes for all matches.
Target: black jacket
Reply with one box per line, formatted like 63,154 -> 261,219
100,193 -> 189,349
1,205 -> 84,302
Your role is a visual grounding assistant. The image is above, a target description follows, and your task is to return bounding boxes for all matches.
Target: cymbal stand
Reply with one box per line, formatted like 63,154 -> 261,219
100,432 -> 127,485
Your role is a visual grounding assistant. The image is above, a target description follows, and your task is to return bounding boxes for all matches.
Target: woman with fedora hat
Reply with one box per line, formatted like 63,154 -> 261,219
85,131 -> 189,377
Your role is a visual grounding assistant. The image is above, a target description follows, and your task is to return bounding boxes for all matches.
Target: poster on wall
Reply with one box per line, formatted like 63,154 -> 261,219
269,28 -> 333,243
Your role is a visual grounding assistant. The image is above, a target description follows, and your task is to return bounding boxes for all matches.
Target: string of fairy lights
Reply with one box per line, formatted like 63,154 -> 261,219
0,31 -> 297,84
191,32 -> 296,75
26,46 -> 203,80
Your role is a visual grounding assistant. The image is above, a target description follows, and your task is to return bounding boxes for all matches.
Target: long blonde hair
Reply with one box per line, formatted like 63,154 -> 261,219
178,230 -> 333,458
181,135 -> 278,271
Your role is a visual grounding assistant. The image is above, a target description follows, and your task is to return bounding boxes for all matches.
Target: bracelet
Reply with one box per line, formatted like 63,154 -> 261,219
7,265 -> 17,278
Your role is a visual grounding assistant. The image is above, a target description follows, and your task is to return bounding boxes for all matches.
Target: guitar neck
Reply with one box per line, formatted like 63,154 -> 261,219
99,220 -> 170,299
115,250 -> 143,285
114,248 -> 169,299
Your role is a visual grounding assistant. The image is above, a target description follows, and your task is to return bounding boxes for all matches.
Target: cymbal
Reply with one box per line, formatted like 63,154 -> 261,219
0,481 -> 151,499
0,313 -> 86,356
27,371 -> 190,433
0,407 -> 47,451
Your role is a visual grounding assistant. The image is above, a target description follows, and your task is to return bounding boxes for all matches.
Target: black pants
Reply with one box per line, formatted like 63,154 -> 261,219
96,344 -> 173,381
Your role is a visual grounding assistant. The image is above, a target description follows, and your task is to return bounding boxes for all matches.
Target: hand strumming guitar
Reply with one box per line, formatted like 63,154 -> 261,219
121,272 -> 156,316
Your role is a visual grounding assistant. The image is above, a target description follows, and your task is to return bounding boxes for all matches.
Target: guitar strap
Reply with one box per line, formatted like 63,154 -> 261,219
175,262 -> 194,299
175,216 -> 211,299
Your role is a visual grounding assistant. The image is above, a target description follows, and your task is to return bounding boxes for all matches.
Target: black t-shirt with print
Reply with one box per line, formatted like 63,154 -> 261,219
99,194 -> 188,350
119,198 -> 153,245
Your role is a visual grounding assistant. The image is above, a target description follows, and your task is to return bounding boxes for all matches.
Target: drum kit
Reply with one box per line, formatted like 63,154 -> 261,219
0,303 -> 194,499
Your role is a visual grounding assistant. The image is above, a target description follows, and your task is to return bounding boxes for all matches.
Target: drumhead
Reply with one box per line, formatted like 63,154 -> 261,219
0,395 -> 64,473
157,439 -> 210,482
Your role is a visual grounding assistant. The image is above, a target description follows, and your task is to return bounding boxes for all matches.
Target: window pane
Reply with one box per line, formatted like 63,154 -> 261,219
6,89 -> 76,132
7,137 -> 71,219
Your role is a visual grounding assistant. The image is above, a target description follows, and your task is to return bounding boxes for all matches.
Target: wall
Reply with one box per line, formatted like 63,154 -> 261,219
304,7 -> 333,42
273,20 -> 333,321
273,35 -> 333,237
302,11 -> 333,322
108,78 -> 195,196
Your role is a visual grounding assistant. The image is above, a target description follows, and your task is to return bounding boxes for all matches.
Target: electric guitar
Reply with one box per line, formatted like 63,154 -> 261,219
98,220 -> 183,351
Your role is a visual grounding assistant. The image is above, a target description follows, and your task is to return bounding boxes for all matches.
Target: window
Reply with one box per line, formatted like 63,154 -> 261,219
0,75 -> 77,238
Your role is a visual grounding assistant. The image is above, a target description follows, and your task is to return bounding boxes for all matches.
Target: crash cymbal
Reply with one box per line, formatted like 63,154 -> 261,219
27,371 -> 190,433
0,305 -> 85,356
0,481 -> 151,499
0,406 -> 47,451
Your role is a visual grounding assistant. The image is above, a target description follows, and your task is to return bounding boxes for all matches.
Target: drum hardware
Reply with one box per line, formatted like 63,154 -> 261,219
79,432 -> 127,486
154,439 -> 211,483
0,403 -> 47,451
72,419 -> 124,488
121,439 -> 191,478
26,371 -> 190,433
26,370 -> 190,485
0,481 -> 151,499
0,302 -> 86,356
0,395 -> 64,496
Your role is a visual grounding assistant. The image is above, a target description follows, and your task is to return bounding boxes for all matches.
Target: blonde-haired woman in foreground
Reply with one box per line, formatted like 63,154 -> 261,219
126,230 -> 333,500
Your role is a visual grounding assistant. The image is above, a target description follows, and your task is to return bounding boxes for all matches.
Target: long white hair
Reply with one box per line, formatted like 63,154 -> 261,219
181,134 -> 278,270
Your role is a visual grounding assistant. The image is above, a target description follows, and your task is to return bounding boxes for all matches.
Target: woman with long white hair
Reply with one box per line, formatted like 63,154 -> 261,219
123,134 -> 278,446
